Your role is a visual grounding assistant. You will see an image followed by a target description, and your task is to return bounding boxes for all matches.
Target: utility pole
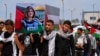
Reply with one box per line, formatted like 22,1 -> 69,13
5,4 -> 7,19
69,8 -> 75,22
92,3 -> 95,24
10,12 -> 12,19
62,0 -> 64,23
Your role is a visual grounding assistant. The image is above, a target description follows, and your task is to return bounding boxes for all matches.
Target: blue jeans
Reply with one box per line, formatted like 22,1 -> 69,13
84,52 -> 89,56
97,46 -> 100,56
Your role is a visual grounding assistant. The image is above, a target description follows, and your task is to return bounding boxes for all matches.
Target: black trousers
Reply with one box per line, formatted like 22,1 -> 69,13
22,34 -> 42,56
75,50 -> 84,56
90,49 -> 95,56
32,34 -> 43,56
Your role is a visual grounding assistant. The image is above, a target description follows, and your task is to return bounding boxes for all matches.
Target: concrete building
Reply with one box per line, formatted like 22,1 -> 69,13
83,11 -> 100,24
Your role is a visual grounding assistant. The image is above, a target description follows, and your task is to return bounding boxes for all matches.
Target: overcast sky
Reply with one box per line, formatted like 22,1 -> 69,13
0,0 -> 100,21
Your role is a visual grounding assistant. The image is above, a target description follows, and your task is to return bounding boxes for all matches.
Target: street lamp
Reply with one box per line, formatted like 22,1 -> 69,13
61,0 -> 64,23
10,12 -> 12,19
4,4 -> 7,19
68,8 -> 75,22
98,8 -> 100,19
92,3 -> 96,24
80,13 -> 82,22
80,9 -> 84,25
93,4 -> 95,16
80,9 -> 84,20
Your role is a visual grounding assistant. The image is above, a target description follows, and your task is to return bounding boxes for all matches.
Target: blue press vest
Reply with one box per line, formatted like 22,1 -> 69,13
22,18 -> 39,31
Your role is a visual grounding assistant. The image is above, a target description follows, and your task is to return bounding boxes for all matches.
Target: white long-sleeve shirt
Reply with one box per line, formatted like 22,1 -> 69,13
44,31 -> 57,56
88,34 -> 97,49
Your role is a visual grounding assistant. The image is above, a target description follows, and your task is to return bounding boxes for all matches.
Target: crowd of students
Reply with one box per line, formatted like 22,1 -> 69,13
0,6 -> 99,56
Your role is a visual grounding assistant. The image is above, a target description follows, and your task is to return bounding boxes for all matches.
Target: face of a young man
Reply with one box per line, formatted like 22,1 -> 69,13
5,24 -> 14,33
45,22 -> 54,32
0,23 -> 4,30
77,30 -> 82,34
62,24 -> 70,33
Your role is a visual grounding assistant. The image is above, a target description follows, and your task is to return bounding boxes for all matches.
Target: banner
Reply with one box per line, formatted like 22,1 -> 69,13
15,3 -> 46,30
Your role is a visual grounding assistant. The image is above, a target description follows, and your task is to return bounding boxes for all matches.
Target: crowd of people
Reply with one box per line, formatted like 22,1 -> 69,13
0,6 -> 99,56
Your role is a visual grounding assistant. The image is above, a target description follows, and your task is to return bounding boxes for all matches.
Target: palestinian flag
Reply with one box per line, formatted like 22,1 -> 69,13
83,21 -> 100,38
15,6 -> 25,30
92,29 -> 100,38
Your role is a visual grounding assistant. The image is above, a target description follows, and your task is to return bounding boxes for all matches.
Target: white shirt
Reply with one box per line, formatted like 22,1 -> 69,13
44,31 -> 57,56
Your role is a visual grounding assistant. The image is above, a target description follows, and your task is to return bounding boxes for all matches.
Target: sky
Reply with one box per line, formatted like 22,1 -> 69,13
0,0 -> 100,21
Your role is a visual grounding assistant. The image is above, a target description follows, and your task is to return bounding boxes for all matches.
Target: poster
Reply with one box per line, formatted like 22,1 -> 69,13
15,3 -> 46,30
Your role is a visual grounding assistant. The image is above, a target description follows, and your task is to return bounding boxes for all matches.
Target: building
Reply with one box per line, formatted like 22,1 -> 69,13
83,11 -> 100,24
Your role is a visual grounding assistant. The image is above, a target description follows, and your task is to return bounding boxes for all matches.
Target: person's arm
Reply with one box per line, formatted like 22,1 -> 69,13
70,35 -> 75,56
18,50 -> 23,56
83,36 -> 91,55
37,19 -> 44,43
40,35 -> 44,43
93,37 -> 97,51
30,33 -> 34,43
0,42 -> 3,56
14,34 -> 25,54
